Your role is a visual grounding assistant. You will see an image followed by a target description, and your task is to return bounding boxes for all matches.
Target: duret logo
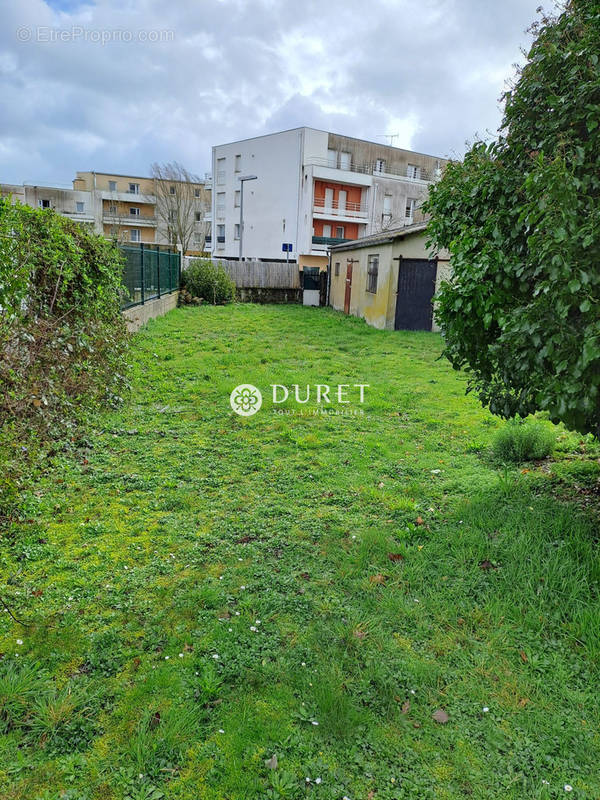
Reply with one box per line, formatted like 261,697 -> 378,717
229,384 -> 263,416
230,383 -> 368,415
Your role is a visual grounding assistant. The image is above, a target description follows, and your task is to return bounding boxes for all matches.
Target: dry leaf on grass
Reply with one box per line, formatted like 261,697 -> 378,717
432,709 -> 449,724
264,754 -> 278,770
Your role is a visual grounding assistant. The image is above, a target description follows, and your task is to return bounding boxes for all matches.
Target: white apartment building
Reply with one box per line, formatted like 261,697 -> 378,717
210,127 -> 446,270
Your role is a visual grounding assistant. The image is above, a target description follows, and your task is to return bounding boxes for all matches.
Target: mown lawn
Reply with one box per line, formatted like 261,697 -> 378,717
1,304 -> 599,800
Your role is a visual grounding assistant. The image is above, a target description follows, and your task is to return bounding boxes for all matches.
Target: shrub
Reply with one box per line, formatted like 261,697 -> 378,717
424,2 -> 600,438
182,259 -> 235,304
0,198 -> 129,438
492,419 -> 556,463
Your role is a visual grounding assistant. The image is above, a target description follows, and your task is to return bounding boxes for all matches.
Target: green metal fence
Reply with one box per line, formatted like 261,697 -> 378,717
118,243 -> 181,309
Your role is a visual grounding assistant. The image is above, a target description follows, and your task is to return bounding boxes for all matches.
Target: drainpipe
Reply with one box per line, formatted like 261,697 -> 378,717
326,248 -> 332,307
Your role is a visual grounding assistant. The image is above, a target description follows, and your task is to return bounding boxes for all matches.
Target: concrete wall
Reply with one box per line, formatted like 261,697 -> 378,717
330,242 -> 396,330
211,128 -> 308,262
122,292 -> 178,333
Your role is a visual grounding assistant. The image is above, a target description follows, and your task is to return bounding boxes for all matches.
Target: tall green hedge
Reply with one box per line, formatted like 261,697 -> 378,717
424,0 -> 600,438
0,198 -> 129,438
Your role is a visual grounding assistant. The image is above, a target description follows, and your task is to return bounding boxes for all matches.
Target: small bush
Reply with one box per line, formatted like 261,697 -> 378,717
492,419 -> 556,463
182,259 -> 235,305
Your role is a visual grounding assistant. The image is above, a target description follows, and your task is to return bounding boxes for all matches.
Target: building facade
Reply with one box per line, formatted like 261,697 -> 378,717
1,171 -> 211,255
210,127 -> 446,270
328,223 -> 451,332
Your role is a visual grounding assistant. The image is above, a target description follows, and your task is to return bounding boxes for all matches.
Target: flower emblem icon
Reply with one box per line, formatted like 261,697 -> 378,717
230,384 -> 262,416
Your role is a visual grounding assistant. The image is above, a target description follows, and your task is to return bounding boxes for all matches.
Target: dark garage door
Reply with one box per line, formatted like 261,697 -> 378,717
394,258 -> 437,331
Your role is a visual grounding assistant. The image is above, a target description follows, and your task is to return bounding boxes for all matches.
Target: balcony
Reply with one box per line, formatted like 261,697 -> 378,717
305,157 -> 433,183
102,213 -> 156,227
313,197 -> 368,221
311,235 -> 352,251
100,189 -> 156,204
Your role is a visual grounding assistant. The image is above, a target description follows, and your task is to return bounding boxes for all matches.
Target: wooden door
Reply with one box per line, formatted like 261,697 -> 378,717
344,263 -> 353,314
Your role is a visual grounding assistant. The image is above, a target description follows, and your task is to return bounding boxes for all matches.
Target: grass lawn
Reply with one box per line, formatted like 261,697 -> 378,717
1,304 -> 600,800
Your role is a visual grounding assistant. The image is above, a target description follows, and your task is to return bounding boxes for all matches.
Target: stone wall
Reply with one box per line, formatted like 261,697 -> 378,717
122,292 -> 178,333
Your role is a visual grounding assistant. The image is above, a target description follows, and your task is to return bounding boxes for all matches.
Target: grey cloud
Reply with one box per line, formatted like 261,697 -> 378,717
0,0 -> 546,184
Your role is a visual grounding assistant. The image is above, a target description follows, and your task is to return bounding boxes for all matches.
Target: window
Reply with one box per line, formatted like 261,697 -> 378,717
234,223 -> 240,239
327,148 -> 337,168
168,210 -> 175,223
323,224 -> 332,238
169,185 -> 175,195
130,229 -> 141,242
234,190 -> 241,207
129,207 -> 140,216
405,198 -> 416,219
375,159 -> 386,174
108,180 -> 117,191
76,201 -> 84,213
194,233 -> 203,245
367,254 -> 379,293
216,192 -> 226,217
406,164 -> 421,180
216,224 -> 225,243
383,194 -> 392,219
217,158 -> 226,185
195,211 -> 202,222
108,204 -> 117,214
194,188 -> 201,197
39,198 -> 50,209
339,151 -> 351,170
335,226 -> 345,239
334,262 -> 340,277
338,190 -> 347,211
128,182 -> 140,194
234,154 -> 241,172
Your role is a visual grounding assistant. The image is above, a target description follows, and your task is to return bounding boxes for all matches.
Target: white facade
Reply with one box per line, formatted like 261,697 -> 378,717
210,127 -> 445,267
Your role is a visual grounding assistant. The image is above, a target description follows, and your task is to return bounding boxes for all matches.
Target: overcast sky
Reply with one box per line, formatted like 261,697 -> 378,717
0,0 -> 546,186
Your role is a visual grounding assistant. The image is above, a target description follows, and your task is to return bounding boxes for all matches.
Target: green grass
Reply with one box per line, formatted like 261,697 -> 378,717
1,304 -> 599,800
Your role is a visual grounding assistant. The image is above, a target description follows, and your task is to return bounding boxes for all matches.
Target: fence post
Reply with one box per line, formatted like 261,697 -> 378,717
140,243 -> 145,305
157,248 -> 161,299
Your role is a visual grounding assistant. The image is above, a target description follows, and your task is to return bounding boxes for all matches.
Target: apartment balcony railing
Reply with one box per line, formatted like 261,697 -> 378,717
312,235 -> 353,247
216,235 -> 225,243
305,156 -> 436,182
102,214 -> 156,225
313,197 -> 369,218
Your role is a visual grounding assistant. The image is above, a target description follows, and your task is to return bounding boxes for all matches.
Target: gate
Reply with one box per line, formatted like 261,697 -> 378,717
394,258 -> 437,331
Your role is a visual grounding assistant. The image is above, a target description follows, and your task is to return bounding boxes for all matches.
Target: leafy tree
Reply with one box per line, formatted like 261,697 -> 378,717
424,0 -> 600,437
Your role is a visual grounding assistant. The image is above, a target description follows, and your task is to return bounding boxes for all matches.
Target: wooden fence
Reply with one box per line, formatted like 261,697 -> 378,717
185,257 -> 300,289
